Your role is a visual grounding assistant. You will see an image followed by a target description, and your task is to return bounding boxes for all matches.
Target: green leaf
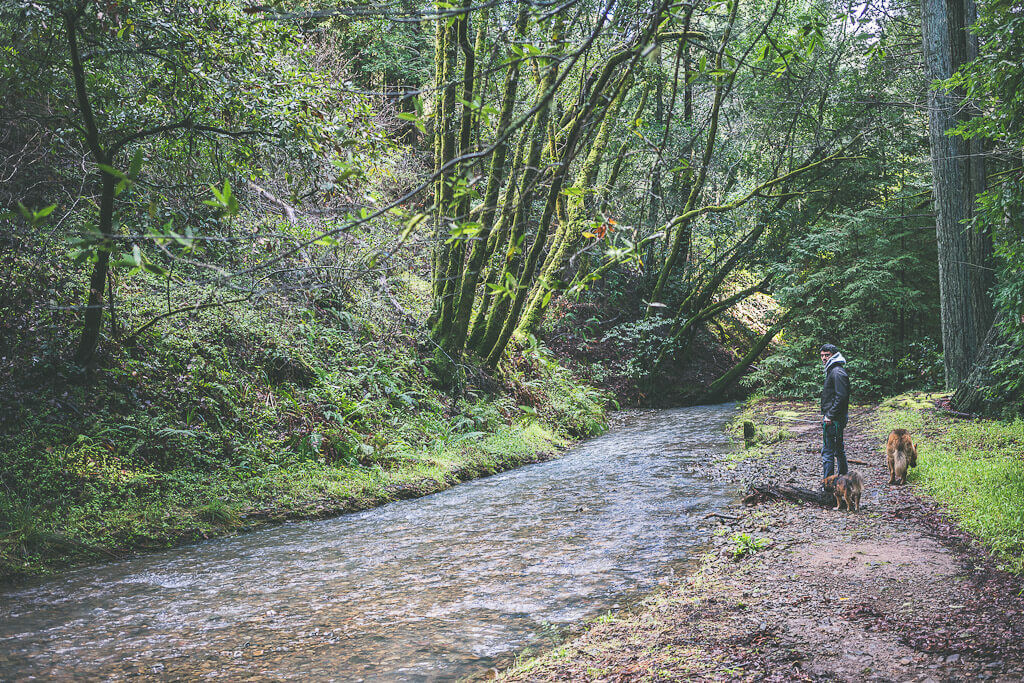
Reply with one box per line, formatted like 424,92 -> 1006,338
97,164 -> 127,180
128,148 -> 144,179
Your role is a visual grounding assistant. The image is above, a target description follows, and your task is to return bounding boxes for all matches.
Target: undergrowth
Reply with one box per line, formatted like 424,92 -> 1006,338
0,264 -> 608,581
875,393 -> 1024,573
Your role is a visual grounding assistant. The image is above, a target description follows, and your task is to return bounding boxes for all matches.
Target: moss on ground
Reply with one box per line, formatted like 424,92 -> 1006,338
874,392 -> 1024,573
721,394 -> 804,465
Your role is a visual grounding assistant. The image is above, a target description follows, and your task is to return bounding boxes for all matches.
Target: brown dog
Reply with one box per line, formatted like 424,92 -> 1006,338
886,429 -> 918,485
823,472 -> 863,512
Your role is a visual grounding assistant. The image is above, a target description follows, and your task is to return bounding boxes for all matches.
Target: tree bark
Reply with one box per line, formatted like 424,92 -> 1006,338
950,312 -> 1006,414
74,174 -> 115,366
446,6 -> 528,357
431,2 -> 478,354
429,12 -> 459,322
466,128 -> 528,351
921,0 -> 993,387
701,308 -> 794,402
67,9 -> 115,366
514,75 -> 633,339
650,0 -> 740,306
473,29 -> 563,359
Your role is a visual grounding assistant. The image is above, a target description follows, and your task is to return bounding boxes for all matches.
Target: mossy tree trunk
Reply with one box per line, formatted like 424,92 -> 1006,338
702,308 -> 795,402
444,7 -> 529,358
513,76 -> 633,341
472,18 -> 565,360
431,2 -> 479,358
429,9 -> 458,319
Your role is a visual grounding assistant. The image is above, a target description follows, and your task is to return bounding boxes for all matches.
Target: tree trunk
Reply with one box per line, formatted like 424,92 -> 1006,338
950,313 -> 1005,414
701,308 -> 794,402
743,483 -> 834,508
446,7 -> 528,357
921,0 -> 993,387
429,13 -> 459,324
67,10 -> 115,367
466,129 -> 528,352
74,172 -> 115,365
649,0 -> 739,306
431,3 -> 477,356
514,76 -> 633,339
473,44 -> 561,359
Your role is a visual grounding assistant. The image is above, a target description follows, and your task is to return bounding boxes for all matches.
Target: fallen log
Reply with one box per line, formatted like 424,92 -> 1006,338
743,483 -> 834,507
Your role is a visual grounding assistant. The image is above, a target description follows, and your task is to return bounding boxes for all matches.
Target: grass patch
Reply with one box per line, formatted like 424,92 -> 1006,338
874,393 -> 1024,573
723,394 -> 799,464
1,264 -> 608,581
729,532 -> 771,560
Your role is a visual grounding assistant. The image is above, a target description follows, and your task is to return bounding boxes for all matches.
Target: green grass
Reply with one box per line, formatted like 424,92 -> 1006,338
1,263 -> 607,581
722,394 -> 797,464
875,394 -> 1024,573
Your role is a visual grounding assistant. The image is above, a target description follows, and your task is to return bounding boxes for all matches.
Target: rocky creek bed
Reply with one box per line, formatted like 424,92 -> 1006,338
502,400 -> 1024,682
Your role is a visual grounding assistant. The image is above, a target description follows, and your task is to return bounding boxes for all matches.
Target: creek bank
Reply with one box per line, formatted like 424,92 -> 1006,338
1,270 -> 609,582
502,397 -> 1024,682
0,404 -> 737,681
0,420 -> 570,586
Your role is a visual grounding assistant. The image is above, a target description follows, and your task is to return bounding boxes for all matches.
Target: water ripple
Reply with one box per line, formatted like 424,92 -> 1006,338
0,404 -> 736,681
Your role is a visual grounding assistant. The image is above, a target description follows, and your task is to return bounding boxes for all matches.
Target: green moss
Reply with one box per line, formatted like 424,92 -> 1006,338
873,393 -> 1024,573
0,271 -> 606,581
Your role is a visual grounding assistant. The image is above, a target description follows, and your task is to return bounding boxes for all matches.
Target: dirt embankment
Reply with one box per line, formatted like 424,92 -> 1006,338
502,401 -> 1024,682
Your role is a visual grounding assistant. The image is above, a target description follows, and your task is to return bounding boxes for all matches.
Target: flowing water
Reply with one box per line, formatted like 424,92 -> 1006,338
0,404 -> 737,681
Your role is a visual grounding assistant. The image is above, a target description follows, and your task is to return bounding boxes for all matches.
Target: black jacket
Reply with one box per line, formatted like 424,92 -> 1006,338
821,354 -> 850,423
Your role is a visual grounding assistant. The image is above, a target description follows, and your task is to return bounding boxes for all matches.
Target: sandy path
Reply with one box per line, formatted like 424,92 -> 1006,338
502,402 -> 1024,682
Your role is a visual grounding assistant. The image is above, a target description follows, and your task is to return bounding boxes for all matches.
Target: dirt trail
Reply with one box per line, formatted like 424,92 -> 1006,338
502,402 -> 1024,682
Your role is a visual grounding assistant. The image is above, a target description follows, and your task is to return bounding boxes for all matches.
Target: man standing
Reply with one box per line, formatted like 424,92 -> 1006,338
820,343 -> 850,483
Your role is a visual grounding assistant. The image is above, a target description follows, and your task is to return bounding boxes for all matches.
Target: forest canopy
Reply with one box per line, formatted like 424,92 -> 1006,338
1,0 -> 1021,411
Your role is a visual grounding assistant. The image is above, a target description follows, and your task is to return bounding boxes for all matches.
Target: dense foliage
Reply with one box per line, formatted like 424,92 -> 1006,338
2,0 -> 1022,575
942,0 -> 1024,415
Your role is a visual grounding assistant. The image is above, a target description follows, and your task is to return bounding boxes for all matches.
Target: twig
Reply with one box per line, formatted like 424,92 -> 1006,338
246,180 -> 297,224
704,512 -> 742,521
126,294 -> 253,344
379,273 -> 415,324
940,408 -> 980,420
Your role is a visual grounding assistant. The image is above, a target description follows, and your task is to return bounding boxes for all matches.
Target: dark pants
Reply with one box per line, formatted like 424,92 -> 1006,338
821,418 -> 848,480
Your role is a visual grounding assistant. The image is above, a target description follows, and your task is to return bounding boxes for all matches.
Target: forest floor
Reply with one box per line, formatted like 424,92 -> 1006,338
502,397 -> 1024,682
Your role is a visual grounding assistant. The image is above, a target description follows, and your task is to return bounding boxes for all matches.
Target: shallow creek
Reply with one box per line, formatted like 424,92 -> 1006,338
0,404 -> 737,681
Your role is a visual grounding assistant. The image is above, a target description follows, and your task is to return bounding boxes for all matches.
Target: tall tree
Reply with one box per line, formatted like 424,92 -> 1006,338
920,0 -> 994,387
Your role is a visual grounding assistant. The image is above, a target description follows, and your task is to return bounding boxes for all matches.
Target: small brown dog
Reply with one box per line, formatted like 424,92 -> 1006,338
823,472 -> 863,512
886,429 -> 918,485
